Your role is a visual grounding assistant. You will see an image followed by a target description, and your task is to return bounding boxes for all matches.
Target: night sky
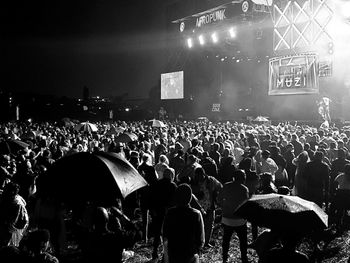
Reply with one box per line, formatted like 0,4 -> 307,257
2,0 -> 169,99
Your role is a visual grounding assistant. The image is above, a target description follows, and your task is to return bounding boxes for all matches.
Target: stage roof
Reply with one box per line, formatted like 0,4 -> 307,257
172,0 -> 273,23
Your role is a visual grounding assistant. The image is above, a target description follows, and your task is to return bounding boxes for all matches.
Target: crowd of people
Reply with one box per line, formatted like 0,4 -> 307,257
0,118 -> 350,263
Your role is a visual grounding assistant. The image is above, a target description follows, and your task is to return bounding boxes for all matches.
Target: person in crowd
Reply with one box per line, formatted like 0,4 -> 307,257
178,133 -> 192,154
200,151 -> 218,180
238,157 -> 260,197
0,182 -> 29,247
218,156 -> 236,184
304,143 -> 315,161
154,138 -> 168,165
35,149 -> 55,170
269,146 -> 288,187
291,134 -> 304,157
162,184 -> 205,263
327,141 -> 338,163
282,144 -> 296,186
258,173 -> 278,194
83,207 -> 135,263
256,150 -> 278,182
176,154 -> 202,185
292,151 -> 310,199
20,228 -> 59,263
209,143 -> 221,168
191,167 -> 222,248
154,154 -> 171,180
150,168 -> 177,260
169,149 -> 185,176
304,151 -> 330,209
219,169 -> 249,263
331,164 -> 350,231
0,154 -> 13,190
128,151 -> 140,169
260,134 -> 272,152
137,153 -> 158,243
330,149 -> 350,196
259,233 -> 310,263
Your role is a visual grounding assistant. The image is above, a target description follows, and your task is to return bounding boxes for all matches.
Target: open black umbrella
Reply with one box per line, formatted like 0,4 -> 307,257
0,139 -> 29,155
74,122 -> 98,133
38,152 -> 147,206
115,132 -> 138,143
235,193 -> 328,236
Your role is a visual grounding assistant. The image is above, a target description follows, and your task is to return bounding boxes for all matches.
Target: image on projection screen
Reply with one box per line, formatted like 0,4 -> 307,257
161,71 -> 184,100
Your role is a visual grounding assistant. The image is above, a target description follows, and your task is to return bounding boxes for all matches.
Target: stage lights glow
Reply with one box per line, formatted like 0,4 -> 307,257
211,32 -> 218,43
229,27 -> 236,38
187,38 -> 193,48
198,35 -> 205,45
328,42 -> 334,54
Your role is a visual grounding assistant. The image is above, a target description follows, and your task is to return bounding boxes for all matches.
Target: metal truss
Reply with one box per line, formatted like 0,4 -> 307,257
273,0 -> 334,52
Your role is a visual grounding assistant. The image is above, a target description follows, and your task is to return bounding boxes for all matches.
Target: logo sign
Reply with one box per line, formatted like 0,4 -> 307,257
212,103 -> 221,112
179,22 -> 185,32
242,1 -> 249,13
196,9 -> 226,28
268,54 -> 319,95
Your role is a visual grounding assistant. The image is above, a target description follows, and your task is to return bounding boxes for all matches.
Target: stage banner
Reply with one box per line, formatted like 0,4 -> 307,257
212,103 -> 221,112
268,54 -> 319,96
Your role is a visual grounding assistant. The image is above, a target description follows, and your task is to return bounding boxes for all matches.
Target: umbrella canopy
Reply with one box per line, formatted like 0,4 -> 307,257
22,130 -> 38,140
115,132 -> 138,143
0,139 -> 29,156
106,126 -> 126,136
74,122 -> 98,133
38,152 -> 147,206
253,116 -> 269,122
60,118 -> 75,127
149,119 -> 166,128
235,194 -> 328,236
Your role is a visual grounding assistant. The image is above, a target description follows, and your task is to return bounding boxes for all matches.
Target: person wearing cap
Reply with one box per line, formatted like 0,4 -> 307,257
162,184 -> 204,263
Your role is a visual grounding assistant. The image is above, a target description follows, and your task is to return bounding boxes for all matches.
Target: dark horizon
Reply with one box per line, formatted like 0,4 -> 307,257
2,0 -> 170,99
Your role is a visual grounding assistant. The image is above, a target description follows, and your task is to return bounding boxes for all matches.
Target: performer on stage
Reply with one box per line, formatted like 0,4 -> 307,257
159,107 -> 167,120
317,95 -> 332,125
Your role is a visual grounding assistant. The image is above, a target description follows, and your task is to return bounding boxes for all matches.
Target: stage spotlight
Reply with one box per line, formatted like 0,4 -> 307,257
198,35 -> 205,45
221,58 -> 225,62
236,59 -> 240,63
328,42 -> 334,54
229,27 -> 236,38
211,32 -> 218,43
187,38 -> 193,48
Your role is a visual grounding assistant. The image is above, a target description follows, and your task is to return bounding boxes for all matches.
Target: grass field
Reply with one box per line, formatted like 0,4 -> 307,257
125,220 -> 350,263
